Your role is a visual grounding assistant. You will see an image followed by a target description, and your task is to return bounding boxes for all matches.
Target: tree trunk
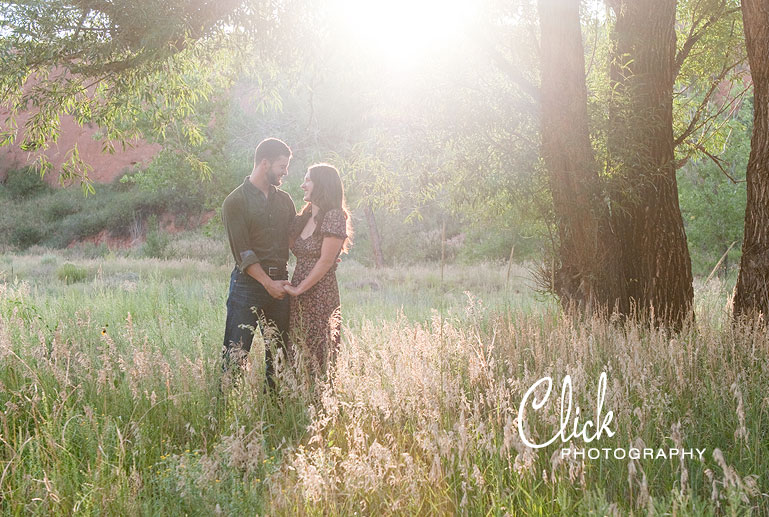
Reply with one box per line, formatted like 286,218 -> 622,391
733,0 -> 769,320
538,0 -> 626,312
364,203 -> 385,269
608,0 -> 694,328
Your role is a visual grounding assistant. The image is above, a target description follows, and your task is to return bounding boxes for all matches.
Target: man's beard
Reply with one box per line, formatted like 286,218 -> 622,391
267,170 -> 281,186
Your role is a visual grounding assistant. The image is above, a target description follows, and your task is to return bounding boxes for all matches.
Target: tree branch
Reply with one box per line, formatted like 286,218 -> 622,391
483,44 -> 540,105
690,78 -> 752,147
673,59 -> 743,147
687,141 -> 742,183
674,5 -> 740,78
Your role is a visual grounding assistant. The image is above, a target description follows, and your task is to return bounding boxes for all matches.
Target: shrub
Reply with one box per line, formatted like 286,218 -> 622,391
42,195 -> 81,222
10,223 -> 45,249
46,212 -> 105,247
0,167 -> 211,251
2,167 -> 51,200
143,215 -> 170,258
56,263 -> 88,284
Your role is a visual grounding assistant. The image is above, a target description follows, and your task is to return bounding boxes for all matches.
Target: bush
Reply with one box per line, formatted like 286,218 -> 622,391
46,212 -> 106,247
2,168 -> 51,200
11,223 -> 45,249
56,263 -> 88,284
0,165 -> 212,252
143,215 -> 170,258
42,195 -> 81,222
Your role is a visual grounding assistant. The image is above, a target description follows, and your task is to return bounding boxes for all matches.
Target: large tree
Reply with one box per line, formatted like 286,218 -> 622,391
607,0 -> 694,327
537,0 -> 625,311
733,0 -> 769,319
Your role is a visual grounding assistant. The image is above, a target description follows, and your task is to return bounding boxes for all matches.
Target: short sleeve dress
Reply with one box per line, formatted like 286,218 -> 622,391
289,208 -> 349,373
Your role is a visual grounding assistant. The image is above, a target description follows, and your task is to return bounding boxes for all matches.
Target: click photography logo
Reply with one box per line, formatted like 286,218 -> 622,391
517,371 -> 706,461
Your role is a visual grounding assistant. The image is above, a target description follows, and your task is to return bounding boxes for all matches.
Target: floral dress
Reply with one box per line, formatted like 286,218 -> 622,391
289,208 -> 348,374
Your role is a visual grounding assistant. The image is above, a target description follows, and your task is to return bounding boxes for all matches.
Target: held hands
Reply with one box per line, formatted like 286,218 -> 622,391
266,279 -> 291,299
267,280 -> 302,299
265,279 -> 303,299
284,284 -> 302,297
263,253 -> 344,299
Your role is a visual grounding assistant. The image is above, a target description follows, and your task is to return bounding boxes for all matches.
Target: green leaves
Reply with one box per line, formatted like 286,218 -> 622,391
0,0 -> 296,185
672,0 -> 747,165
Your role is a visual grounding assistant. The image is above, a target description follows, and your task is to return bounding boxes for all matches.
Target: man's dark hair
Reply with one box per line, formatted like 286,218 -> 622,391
254,138 -> 292,164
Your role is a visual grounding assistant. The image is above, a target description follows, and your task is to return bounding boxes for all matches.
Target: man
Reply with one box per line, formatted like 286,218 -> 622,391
221,137 -> 296,388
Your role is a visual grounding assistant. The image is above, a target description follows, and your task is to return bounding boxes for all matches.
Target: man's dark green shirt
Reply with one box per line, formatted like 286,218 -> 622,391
222,177 -> 296,273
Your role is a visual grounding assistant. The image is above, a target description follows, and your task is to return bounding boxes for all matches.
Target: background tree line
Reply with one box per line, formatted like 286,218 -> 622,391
1,0 -> 766,324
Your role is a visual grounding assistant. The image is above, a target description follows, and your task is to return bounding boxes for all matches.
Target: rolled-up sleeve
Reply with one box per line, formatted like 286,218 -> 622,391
222,194 -> 260,273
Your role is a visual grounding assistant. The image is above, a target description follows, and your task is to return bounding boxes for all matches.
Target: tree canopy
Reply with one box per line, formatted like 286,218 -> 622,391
1,0 -> 764,322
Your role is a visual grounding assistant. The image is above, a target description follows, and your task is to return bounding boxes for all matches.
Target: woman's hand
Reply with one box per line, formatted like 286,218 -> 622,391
266,279 -> 290,300
284,284 -> 302,297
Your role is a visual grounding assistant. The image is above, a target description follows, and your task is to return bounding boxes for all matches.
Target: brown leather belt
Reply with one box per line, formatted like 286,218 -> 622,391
263,265 -> 287,279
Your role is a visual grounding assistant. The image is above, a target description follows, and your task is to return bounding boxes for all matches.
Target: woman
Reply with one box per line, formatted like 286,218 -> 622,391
285,164 -> 352,375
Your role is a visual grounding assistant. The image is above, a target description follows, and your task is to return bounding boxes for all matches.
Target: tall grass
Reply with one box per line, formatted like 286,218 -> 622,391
0,254 -> 766,515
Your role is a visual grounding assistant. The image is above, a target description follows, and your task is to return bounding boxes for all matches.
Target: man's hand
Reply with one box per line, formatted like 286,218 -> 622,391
265,279 -> 290,299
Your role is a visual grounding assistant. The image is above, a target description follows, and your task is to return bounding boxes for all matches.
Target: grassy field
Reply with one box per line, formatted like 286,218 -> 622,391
0,252 -> 766,515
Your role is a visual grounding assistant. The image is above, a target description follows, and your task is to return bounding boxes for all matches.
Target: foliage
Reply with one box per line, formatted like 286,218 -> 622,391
1,167 -> 51,200
0,0 -> 310,187
0,177 -> 211,251
55,262 -> 88,283
10,223 -> 46,249
142,215 -> 170,259
678,95 -> 751,276
0,0 -> 756,273
42,194 -> 81,222
673,0 -> 747,166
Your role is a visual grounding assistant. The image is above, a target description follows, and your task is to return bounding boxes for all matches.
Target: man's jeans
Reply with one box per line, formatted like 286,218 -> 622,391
222,267 -> 289,386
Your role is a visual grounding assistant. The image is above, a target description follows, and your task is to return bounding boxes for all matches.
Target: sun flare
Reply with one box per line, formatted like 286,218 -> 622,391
331,0 -> 476,66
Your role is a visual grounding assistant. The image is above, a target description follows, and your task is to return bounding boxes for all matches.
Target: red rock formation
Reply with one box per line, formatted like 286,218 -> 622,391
0,110 -> 161,185
0,69 -> 161,185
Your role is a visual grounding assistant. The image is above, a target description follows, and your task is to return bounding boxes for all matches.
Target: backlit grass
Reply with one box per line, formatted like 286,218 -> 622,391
0,252 -> 765,515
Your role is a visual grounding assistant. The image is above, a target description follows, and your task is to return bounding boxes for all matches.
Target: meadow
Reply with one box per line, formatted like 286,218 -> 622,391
0,251 -> 766,515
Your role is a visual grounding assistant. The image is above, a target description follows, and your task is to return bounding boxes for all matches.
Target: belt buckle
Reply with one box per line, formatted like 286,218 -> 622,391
268,266 -> 278,277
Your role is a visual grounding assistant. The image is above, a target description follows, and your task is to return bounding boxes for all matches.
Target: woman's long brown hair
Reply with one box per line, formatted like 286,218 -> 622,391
297,164 -> 353,253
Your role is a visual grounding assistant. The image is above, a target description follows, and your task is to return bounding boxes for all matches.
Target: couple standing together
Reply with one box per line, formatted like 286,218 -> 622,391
221,138 -> 352,387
